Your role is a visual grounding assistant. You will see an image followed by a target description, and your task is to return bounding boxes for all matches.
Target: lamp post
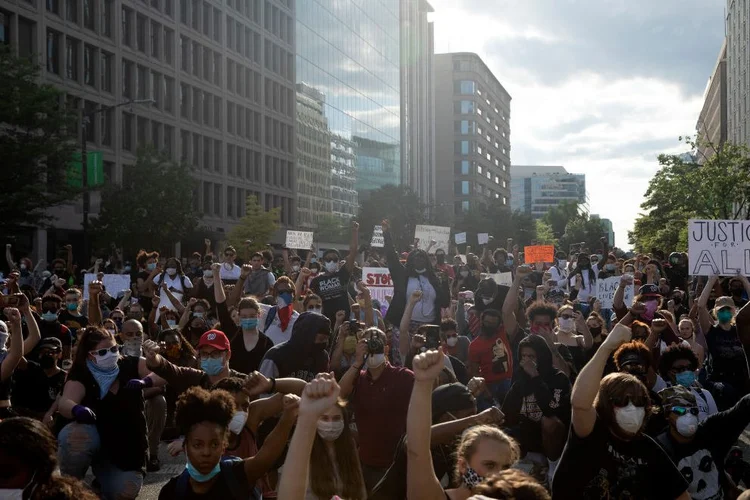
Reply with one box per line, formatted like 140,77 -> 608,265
78,99 -> 154,262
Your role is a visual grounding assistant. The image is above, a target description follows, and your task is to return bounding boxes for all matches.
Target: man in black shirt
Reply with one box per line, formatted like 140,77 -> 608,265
310,221 -> 359,323
12,337 -> 66,422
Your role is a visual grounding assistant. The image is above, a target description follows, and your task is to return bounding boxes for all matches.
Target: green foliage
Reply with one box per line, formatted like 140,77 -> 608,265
534,220 -> 558,246
558,215 -> 608,253
543,200 -> 582,239
358,184 -> 427,251
0,47 -> 79,232
314,214 -> 350,244
90,148 -> 200,256
455,199 -> 538,249
227,195 -> 280,260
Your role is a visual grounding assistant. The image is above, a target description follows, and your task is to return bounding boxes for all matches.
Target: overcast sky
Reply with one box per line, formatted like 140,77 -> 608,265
429,0 -> 726,249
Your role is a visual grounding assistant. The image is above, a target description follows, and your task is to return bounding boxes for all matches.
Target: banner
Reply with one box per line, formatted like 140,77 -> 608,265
596,276 -> 634,309
371,225 -> 384,248
478,233 -> 489,245
83,273 -> 131,301
524,245 -> 555,264
481,272 -> 513,286
455,232 -> 467,245
688,219 -> 750,276
362,267 -> 393,303
285,230 -> 314,250
414,225 -> 451,252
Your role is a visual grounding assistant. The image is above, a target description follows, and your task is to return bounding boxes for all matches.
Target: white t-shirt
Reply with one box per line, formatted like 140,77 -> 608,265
569,265 -> 599,301
405,275 -> 437,323
259,303 -> 299,345
220,262 -> 241,281
153,273 -> 193,312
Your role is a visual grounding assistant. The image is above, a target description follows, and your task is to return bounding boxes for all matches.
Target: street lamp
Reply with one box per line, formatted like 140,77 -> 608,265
79,98 -> 154,261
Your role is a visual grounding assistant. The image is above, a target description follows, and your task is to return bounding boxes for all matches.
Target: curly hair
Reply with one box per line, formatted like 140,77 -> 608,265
136,249 -> 159,269
658,344 -> 699,379
31,475 -> 100,500
0,417 -> 58,485
613,341 -> 653,372
175,386 -> 236,437
211,376 -> 245,393
453,425 -> 520,485
525,302 -> 558,324
190,298 -> 211,312
473,469 -> 551,499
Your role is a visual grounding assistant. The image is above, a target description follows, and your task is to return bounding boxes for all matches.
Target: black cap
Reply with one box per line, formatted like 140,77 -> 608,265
432,383 -> 475,421
638,284 -> 660,297
38,337 -> 62,351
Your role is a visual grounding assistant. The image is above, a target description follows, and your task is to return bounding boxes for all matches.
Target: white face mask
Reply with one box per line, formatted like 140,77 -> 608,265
446,337 -> 458,347
292,265 -> 300,272
414,268 -> 426,274
366,353 -> 386,369
93,350 -> 120,371
228,411 -> 248,435
558,317 -> 574,332
324,261 -> 339,273
317,419 -> 345,441
166,267 -> 177,277
203,270 -> 213,278
614,403 -> 645,435
675,413 -> 698,438
122,339 -> 143,357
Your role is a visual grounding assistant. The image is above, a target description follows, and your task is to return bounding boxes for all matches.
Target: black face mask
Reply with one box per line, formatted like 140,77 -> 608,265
731,288 -> 743,297
589,326 -> 602,336
672,296 -> 682,305
436,254 -> 445,265
39,355 -> 56,370
481,324 -> 498,335
312,341 -> 327,353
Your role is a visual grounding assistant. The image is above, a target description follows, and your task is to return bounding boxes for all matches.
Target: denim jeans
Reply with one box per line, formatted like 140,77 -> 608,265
58,422 -> 143,500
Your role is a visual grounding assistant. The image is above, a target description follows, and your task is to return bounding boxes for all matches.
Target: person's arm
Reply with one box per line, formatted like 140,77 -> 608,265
359,283 -> 374,328
500,382 -> 523,426
87,280 -> 103,327
697,274 -> 718,334
503,266 -> 532,342
571,323 -> 632,438
613,274 -> 633,311
18,296 -> 41,356
338,339 -> 366,399
281,247 -> 294,277
573,310 -> 593,349
400,290 -> 421,362
228,265 -> 249,308
141,340 -> 205,394
406,350 -> 447,500
64,244 -> 74,275
116,290 -> 132,312
0,308 -> 24,382
243,394 -> 299,483
345,221 -> 360,274
160,282 -> 185,313
429,406 -> 504,446
381,219 -> 405,282
211,263 -> 226,304
735,275 -> 750,345
5,244 -> 15,270
178,298 -> 194,329
57,380 -> 86,419
246,392 -> 285,433
330,322 -> 348,374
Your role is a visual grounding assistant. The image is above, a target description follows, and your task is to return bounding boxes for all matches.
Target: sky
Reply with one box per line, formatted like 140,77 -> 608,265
429,0 -> 727,249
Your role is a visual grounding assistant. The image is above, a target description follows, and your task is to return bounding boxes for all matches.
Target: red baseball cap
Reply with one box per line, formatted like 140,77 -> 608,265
197,330 -> 231,352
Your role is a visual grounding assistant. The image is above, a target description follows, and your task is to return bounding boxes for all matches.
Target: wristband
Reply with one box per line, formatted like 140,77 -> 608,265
269,377 -> 276,393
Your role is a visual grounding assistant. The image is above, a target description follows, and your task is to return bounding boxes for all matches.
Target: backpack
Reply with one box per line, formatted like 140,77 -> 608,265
174,457 -> 260,499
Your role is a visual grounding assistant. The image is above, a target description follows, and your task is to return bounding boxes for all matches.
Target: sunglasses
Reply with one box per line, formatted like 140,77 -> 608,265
670,406 -> 699,416
90,345 -> 120,357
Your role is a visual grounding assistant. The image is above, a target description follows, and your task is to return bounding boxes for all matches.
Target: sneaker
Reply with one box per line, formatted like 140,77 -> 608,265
147,456 -> 161,472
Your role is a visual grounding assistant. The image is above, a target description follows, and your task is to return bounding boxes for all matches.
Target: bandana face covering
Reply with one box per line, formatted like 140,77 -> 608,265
461,466 -> 485,489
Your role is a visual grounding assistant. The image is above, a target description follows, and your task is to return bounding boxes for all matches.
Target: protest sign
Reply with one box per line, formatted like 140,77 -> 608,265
362,267 -> 393,303
481,272 -> 513,286
414,225 -> 451,252
596,276 -> 634,309
371,225 -> 384,248
478,233 -> 489,245
83,273 -> 131,301
524,245 -> 555,264
285,230 -> 314,250
688,219 -> 750,276
455,232 -> 467,245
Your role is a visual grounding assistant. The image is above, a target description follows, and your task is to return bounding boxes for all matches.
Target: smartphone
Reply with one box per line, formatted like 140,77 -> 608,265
0,294 -> 22,308
424,325 -> 441,350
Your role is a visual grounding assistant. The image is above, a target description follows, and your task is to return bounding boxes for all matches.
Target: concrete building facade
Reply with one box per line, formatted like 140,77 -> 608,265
726,0 -> 750,147
510,165 -> 587,220
0,0 -> 296,261
697,39 -> 727,160
433,52 -> 511,222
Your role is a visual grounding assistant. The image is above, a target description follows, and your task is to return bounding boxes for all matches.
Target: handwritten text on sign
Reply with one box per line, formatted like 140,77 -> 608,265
414,225 -> 451,252
689,220 -> 750,276
371,226 -> 384,248
524,245 -> 555,264
285,230 -> 314,250
596,276 -> 634,309
363,267 -> 393,303
83,274 -> 132,301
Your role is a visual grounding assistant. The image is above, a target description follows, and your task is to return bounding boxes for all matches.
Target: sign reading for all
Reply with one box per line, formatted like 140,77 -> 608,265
688,219 -> 750,276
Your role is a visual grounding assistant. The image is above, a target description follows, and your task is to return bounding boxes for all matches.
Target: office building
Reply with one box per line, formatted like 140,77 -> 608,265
0,0 -> 296,261
592,215 -> 615,248
296,0 -> 401,202
510,165 -> 587,219
434,52 -> 511,221
696,39 -> 727,161
726,0 -> 750,147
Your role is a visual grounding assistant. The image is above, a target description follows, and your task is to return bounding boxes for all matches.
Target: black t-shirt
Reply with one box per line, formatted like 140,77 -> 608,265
158,460 -> 253,500
12,362 -> 66,413
552,418 -> 688,500
310,267 -> 351,322
706,324 -> 750,382
57,311 -> 88,341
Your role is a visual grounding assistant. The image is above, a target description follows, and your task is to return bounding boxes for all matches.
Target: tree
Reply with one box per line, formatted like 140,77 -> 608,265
227,195 -> 280,260
534,220 -> 558,246
559,215 -> 608,254
543,200 -> 582,239
89,148 -> 200,256
314,214 -> 349,245
358,184 -> 427,251
455,200 -> 538,250
0,47 -> 79,233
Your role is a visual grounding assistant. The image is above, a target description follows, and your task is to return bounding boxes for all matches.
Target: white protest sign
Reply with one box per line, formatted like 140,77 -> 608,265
362,267 -> 393,303
414,225 -> 451,252
596,276 -> 634,309
688,219 -> 750,276
285,230 -> 314,250
371,225 -> 384,248
482,272 -> 513,286
83,273 -> 132,301
455,232 -> 467,245
478,233 -> 489,245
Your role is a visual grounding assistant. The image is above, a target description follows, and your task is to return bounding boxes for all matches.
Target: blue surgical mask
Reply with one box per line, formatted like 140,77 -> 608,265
675,371 -> 696,388
717,309 -> 734,324
241,318 -> 258,330
186,459 -> 221,483
66,303 -> 78,311
41,312 -> 58,322
166,319 -> 177,329
201,356 -> 224,376
147,262 -> 157,271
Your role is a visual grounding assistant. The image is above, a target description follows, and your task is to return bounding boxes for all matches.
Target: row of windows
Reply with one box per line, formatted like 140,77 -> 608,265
179,83 -> 221,128
455,119 -> 509,145
45,0 -> 115,36
120,112 -> 175,157
180,34 -> 221,85
454,141 -> 509,170
454,161 -> 508,188
454,80 -> 508,121
455,101 -> 509,138
226,16 -> 262,62
121,7 -> 175,65
263,38 -> 293,81
225,0 -> 262,24
123,59 -> 174,113
227,58 -> 262,103
262,0 -> 293,44
180,0 -> 222,43
199,181 -> 294,226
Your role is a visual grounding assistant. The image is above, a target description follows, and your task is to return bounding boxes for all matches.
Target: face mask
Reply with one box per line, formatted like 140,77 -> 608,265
446,337 -> 458,347
147,262 -> 157,271
19,264 -> 27,271
166,267 -> 177,277
461,466 -> 485,490
317,420 -> 345,441
324,261 -> 338,273
124,266 -> 132,273
505,259 -> 514,268
203,277 -> 214,287
675,413 -> 698,438
122,339 -> 142,357
228,411 -> 248,434
41,312 -> 58,322
481,324 -> 497,335
66,302 -> 78,311
675,370 -> 696,388
367,353 -> 386,369
39,355 -> 56,370
201,356 -> 224,376
343,335 -> 357,355
558,317 -> 574,331
309,306 -> 322,314
605,264 -> 616,272
436,255 -> 445,265
292,265 -> 300,272
106,328 -> 116,336
589,326 -> 602,336
614,403 -> 645,435
191,312 -> 205,319
240,318 -> 258,330
166,319 -> 177,329
642,301 -> 658,321
482,297 -> 493,305
717,309 -> 734,324
460,270 -> 469,278
186,459 -> 221,483
414,268 -> 426,274
310,257 -> 318,264
277,292 -> 293,308
90,350 -> 119,371
165,344 -> 181,359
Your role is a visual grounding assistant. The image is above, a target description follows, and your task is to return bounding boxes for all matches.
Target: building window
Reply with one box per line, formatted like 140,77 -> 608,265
455,141 -> 469,155
136,15 -> 146,53
122,112 -> 133,151
65,0 -> 77,23
151,21 -> 160,58
180,35 -> 189,71
47,0 -> 60,15
101,107 -> 112,146
457,100 -> 475,114
101,51 -> 112,91
101,0 -> 112,37
83,44 -> 94,86
164,28 -> 173,64
164,76 -> 174,113
46,29 -> 60,74
456,80 -> 476,95
122,60 -> 133,99
121,7 -> 132,46
18,17 -> 35,58
455,161 -> 470,175
83,0 -> 94,30
0,11 -> 11,46
65,38 -> 79,80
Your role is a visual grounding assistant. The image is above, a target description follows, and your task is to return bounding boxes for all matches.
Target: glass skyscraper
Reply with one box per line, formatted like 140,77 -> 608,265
296,0 -> 401,193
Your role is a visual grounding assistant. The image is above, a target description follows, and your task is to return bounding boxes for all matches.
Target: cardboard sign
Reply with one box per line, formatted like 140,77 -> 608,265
285,230 -> 314,250
481,272 -> 513,286
83,273 -> 132,301
414,225 -> 451,252
455,232 -> 467,245
596,276 -> 634,309
524,245 -> 555,264
688,219 -> 750,276
371,225 -> 384,248
478,233 -> 489,245
362,267 -> 394,303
